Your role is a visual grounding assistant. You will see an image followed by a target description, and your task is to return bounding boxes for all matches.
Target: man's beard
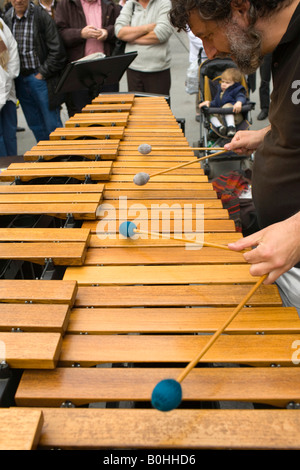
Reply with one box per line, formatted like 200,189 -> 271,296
225,20 -> 264,74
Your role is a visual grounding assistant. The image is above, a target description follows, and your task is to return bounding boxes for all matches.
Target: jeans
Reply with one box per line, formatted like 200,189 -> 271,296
15,73 -> 62,142
0,100 -> 17,156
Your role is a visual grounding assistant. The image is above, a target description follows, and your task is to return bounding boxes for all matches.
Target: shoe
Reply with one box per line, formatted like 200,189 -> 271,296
217,125 -> 227,136
257,109 -> 268,120
227,126 -> 236,138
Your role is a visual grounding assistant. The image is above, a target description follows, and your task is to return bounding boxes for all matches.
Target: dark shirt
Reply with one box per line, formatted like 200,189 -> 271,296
12,3 -> 40,72
252,2 -> 300,267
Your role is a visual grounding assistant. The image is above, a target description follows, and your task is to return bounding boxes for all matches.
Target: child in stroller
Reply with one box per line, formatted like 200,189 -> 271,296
196,57 -> 255,178
199,67 -> 247,138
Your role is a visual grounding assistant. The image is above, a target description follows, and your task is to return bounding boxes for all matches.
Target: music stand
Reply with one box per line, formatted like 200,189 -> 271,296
55,52 -> 138,99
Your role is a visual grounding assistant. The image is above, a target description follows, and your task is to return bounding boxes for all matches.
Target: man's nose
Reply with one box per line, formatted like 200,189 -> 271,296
202,40 -> 219,59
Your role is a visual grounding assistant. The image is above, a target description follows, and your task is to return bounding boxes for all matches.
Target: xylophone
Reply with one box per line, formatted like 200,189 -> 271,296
0,93 -> 300,450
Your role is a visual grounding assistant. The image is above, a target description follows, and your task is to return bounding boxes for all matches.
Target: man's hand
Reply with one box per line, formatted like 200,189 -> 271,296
228,213 -> 300,284
224,127 -> 270,155
81,25 -> 103,39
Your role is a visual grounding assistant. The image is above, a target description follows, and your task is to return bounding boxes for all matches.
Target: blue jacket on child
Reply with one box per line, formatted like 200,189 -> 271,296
210,82 -> 247,108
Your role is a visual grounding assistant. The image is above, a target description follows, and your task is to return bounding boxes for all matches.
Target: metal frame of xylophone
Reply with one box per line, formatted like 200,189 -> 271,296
0,94 -> 300,450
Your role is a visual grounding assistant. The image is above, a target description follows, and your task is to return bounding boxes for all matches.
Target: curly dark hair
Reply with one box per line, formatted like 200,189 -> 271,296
169,0 -> 293,31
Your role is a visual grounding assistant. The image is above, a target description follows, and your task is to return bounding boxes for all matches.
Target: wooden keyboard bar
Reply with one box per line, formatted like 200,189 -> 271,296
58,333 -> 300,367
15,366 -> 300,407
0,189 -> 103,219
0,242 -> 88,265
0,203 -> 101,220
0,161 -> 112,182
84,246 -> 245,265
92,93 -> 135,103
31,408 -> 300,449
0,228 -> 91,242
23,148 -> 118,161
82,103 -> 133,112
0,303 -> 70,333
0,408 -> 43,450
63,264 -> 256,286
0,279 -> 77,304
65,112 -> 129,127
75,284 -> 282,307
0,331 -> 62,368
67,306 -> 300,335
49,126 -> 124,140
0,183 -> 105,194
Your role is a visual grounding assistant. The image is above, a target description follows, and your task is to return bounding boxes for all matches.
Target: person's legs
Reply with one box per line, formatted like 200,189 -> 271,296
126,68 -> 145,92
142,69 -> 171,96
16,74 -> 62,142
2,101 -> 17,155
0,100 -> 17,156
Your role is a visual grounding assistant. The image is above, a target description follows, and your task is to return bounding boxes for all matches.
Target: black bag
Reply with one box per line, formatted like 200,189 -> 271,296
112,38 -> 126,56
111,1 -> 135,56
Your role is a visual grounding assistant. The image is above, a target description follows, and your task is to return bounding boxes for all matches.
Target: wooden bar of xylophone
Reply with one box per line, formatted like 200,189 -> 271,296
1,94 -> 300,450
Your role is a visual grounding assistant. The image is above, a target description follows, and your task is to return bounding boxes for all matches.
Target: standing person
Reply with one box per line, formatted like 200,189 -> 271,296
0,17 -> 19,156
4,0 -> 66,142
55,0 -> 121,117
35,0 -> 58,18
169,0 -> 300,313
114,0 -> 174,96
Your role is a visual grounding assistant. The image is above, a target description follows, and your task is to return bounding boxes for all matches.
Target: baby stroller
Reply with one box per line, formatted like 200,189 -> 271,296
196,57 -> 255,178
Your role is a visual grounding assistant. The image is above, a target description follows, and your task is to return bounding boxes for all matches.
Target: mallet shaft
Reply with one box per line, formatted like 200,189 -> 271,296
176,274 -> 268,383
133,227 -> 234,251
149,149 -> 228,178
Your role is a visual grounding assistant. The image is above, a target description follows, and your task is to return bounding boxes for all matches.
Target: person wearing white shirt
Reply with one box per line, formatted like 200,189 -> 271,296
0,17 -> 20,156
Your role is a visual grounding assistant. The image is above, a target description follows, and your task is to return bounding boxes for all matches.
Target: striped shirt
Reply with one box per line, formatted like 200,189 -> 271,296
12,2 -> 40,72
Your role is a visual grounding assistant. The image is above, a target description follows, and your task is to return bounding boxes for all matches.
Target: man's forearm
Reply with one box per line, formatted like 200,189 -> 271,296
133,31 -> 160,45
117,24 -> 156,42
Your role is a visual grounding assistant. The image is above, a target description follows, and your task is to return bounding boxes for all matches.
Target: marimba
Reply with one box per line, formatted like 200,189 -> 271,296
1,93 -> 300,450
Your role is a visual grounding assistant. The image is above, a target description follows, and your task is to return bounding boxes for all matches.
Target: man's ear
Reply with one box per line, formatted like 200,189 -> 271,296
231,0 -> 250,23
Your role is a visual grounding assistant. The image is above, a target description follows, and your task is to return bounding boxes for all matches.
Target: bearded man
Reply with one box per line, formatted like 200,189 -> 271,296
169,0 -> 300,313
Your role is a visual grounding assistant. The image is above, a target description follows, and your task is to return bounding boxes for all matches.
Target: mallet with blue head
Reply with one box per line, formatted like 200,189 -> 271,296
151,274 -> 267,411
119,220 -> 260,412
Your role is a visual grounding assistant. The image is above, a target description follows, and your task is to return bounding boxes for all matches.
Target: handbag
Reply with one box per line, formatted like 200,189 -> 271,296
111,1 -> 135,56
112,38 -> 126,56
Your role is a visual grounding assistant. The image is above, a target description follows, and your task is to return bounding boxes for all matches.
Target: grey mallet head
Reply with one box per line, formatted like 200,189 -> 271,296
138,143 -> 152,155
133,172 -> 150,186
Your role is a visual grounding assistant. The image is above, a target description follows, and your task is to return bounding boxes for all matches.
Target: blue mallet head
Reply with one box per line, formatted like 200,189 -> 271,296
119,221 -> 137,238
151,379 -> 182,412
133,172 -> 150,186
138,143 -> 152,155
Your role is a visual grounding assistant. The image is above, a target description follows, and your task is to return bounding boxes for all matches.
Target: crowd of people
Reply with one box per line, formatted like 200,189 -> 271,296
0,0 -> 299,314
0,0 -> 175,156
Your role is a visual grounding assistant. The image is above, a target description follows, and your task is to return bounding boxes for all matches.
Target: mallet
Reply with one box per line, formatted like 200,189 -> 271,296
133,149 -> 228,186
151,273 -> 268,411
138,143 -> 225,155
119,221 -> 237,251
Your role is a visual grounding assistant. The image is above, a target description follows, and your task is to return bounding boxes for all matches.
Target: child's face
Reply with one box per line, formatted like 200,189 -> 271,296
220,78 -> 234,91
